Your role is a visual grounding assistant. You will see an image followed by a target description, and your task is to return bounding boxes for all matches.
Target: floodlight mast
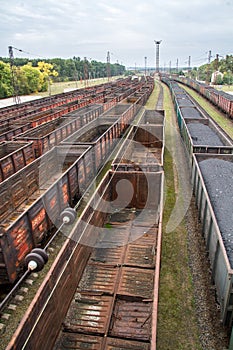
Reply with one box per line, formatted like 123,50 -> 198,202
107,51 -> 111,82
144,56 -> 147,76
154,40 -> 162,73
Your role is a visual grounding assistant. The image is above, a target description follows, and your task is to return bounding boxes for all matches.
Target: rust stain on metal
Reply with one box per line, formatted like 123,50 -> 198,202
131,227 -> 158,245
62,293 -> 112,335
78,264 -> 118,294
109,299 -> 152,341
125,244 -> 155,268
90,247 -> 124,265
105,337 -> 150,349
54,333 -> 103,349
118,267 -> 154,299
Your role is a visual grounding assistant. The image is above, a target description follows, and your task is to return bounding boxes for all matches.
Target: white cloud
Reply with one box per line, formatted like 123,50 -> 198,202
0,0 -> 232,67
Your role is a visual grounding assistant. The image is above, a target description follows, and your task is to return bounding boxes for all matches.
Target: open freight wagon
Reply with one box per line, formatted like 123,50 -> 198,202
5,166 -> 164,350
192,154 -> 233,331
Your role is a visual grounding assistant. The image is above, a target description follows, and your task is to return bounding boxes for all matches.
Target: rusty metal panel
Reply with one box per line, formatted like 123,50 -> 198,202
93,224 -> 130,248
129,225 -> 157,245
133,208 -> 160,227
90,247 -> 124,265
107,207 -> 135,223
78,264 -> 118,294
131,228 -> 158,245
28,199 -> 49,244
105,337 -> 150,349
54,333 -> 103,349
62,293 -> 112,334
125,244 -> 155,268
109,299 -> 152,341
118,267 -> 154,299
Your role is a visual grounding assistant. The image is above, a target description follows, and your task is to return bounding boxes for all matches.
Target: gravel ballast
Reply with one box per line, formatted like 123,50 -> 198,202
199,158 -> 233,266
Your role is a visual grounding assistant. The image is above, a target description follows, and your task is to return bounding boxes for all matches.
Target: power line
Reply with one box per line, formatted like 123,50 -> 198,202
8,46 -> 44,58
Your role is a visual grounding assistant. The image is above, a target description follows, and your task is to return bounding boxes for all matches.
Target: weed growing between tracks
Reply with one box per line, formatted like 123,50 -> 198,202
157,84 -> 202,350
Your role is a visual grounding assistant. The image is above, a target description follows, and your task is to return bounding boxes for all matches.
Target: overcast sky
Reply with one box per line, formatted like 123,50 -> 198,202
0,0 -> 232,68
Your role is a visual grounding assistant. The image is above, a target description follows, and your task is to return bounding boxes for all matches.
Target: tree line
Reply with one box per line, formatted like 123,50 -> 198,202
189,55 -> 233,84
0,57 -> 126,99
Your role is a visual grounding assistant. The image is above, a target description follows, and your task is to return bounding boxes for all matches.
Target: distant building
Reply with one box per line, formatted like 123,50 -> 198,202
211,71 -> 223,84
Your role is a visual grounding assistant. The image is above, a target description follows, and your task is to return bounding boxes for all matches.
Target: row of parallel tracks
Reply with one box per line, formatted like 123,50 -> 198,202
1,81 -> 231,349
181,85 -> 233,140
0,105 -> 161,349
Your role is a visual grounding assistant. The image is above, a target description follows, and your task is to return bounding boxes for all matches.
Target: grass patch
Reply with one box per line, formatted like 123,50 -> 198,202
181,85 -> 233,139
156,83 -> 201,350
145,80 -> 160,109
216,85 -> 233,92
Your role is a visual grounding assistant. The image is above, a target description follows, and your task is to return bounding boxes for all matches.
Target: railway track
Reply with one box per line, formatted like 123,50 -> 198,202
0,77 -> 165,349
1,74 -> 231,349
180,84 -> 233,141
161,75 -> 233,349
0,77 -> 154,286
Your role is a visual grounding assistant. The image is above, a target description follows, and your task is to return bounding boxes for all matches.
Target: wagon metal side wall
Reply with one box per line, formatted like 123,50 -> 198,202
191,155 -> 233,326
0,145 -> 93,283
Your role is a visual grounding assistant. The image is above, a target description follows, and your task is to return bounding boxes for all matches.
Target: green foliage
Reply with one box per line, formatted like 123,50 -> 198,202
20,63 -> 43,93
0,56 -> 126,98
0,60 -> 59,97
215,74 -> 223,85
223,71 -> 233,85
0,61 -> 13,98
190,55 -> 233,84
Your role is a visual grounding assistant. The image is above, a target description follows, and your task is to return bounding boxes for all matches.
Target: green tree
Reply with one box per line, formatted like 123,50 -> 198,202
194,55 -> 233,84
21,63 -> 43,93
37,61 -> 59,91
0,61 -> 13,98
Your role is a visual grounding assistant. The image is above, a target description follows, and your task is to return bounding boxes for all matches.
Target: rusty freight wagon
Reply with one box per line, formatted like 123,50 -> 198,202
0,82 -> 154,284
64,104 -> 103,121
0,123 -> 32,143
62,104 -> 137,171
0,78 -> 116,120
0,141 -> 34,182
14,116 -> 89,157
0,145 -> 96,283
5,165 -> 163,350
0,109 -> 137,284
111,109 -> 165,172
